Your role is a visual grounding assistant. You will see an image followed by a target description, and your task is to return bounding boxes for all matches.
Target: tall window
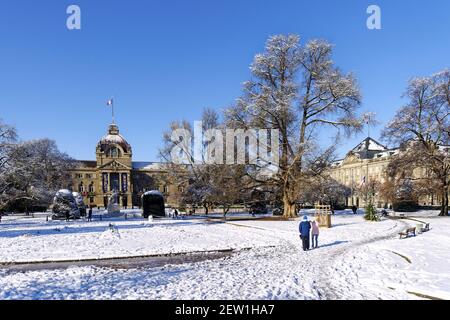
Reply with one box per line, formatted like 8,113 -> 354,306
107,147 -> 121,158
78,183 -> 84,192
89,183 -> 94,193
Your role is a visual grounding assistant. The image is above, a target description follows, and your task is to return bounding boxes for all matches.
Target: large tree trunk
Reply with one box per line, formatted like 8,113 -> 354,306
439,183 -> 449,216
282,188 -> 297,218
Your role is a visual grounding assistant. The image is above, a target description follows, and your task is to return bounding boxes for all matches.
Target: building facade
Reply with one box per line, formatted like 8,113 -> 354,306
68,123 -> 183,209
329,137 -> 439,208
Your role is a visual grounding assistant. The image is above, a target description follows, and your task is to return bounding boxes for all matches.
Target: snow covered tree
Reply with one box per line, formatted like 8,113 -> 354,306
0,138 -> 75,212
382,69 -> 450,216
225,34 -> 363,218
0,120 -> 18,211
160,108 -> 250,215
300,175 -> 350,210
0,119 -> 17,172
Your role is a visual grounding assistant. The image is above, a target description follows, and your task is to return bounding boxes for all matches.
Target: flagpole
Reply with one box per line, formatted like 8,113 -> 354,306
111,97 -> 115,124
112,102 -> 115,124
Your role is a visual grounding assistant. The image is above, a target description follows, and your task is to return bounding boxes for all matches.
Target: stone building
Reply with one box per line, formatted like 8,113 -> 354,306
329,137 -> 440,208
68,123 -> 183,209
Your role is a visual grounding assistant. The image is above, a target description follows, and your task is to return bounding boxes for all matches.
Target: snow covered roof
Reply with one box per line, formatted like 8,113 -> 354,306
351,137 -> 387,152
97,123 -> 131,153
373,149 -> 399,158
76,160 -> 97,168
132,162 -> 165,170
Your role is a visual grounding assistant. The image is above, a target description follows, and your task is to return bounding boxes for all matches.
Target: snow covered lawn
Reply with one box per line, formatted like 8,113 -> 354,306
0,210 -> 449,300
0,215 -> 282,263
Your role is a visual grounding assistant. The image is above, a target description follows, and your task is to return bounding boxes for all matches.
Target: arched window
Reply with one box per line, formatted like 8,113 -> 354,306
89,182 -> 94,193
78,183 -> 84,192
107,147 -> 121,158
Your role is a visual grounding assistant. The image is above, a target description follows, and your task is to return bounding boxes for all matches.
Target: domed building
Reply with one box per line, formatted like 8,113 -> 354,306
68,123 -> 183,209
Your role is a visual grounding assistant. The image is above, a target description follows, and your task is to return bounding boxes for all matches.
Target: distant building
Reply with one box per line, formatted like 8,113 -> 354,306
329,137 -> 439,208
68,123 -> 183,209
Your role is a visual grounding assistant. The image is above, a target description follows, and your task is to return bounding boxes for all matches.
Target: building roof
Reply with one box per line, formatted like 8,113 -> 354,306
351,137 -> 388,153
97,123 -> 132,153
132,161 -> 165,170
75,160 -> 97,168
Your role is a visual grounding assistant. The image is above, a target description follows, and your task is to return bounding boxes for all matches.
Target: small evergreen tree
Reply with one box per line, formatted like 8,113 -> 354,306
364,202 -> 379,221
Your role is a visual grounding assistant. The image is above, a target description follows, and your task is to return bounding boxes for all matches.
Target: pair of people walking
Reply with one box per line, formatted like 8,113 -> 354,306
299,215 -> 320,251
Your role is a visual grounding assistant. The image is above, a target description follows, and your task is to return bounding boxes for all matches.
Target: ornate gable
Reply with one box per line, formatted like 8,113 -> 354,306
98,160 -> 132,171
342,152 -> 361,165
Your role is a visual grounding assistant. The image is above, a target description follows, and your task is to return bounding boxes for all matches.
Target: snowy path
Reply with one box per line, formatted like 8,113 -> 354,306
314,217 -> 409,299
0,212 -> 449,299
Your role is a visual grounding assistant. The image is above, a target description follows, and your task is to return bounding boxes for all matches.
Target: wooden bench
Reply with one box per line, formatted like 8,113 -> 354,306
399,227 -> 416,239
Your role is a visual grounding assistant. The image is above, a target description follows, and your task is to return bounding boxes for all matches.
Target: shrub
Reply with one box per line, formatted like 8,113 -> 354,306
364,202 -> 379,221
392,200 -> 418,212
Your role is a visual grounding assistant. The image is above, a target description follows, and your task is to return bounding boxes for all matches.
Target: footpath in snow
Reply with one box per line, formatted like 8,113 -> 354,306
0,210 -> 449,300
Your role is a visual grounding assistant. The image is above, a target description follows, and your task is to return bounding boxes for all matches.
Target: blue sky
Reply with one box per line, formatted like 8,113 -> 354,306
1,0 -> 449,161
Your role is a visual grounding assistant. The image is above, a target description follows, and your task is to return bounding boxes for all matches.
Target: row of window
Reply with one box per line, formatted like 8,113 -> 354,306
74,173 -> 96,179
77,182 -> 95,193
72,179 -> 184,195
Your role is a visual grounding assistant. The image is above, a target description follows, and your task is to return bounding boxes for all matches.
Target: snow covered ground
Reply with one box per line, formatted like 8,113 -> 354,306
0,210 -> 449,300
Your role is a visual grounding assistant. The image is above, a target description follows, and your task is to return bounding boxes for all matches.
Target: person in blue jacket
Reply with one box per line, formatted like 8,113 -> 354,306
299,215 -> 311,251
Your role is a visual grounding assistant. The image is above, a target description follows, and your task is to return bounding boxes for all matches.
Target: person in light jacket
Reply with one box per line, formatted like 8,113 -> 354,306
311,220 -> 320,249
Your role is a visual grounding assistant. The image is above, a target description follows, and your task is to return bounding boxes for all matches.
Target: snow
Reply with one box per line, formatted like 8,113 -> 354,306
352,137 -> 387,152
368,139 -> 386,151
99,134 -> 128,145
55,189 -> 72,196
132,162 -> 164,170
0,210 -> 449,300
0,213 -> 282,263
143,190 -> 164,197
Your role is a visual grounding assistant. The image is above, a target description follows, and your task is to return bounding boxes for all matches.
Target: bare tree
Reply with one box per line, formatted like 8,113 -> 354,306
160,108 -> 250,215
301,176 -> 351,209
225,34 -> 363,218
382,69 -> 450,216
